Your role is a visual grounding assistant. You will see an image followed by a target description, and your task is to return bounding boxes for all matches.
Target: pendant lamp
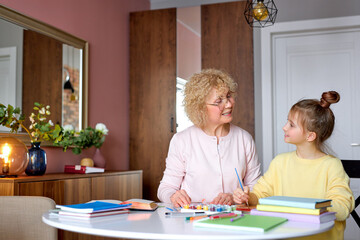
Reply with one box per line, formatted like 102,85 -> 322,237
244,0 -> 278,28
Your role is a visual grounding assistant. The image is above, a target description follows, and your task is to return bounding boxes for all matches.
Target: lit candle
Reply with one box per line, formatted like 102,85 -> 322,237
2,143 -> 11,174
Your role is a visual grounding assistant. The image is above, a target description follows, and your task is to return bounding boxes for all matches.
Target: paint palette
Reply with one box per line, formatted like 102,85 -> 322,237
180,203 -> 237,213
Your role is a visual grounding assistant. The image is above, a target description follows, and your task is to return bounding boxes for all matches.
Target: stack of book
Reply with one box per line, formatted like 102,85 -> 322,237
55,201 -> 131,219
251,196 -> 336,224
64,165 -> 105,174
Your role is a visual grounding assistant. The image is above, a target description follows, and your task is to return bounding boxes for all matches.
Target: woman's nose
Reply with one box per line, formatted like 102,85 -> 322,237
225,97 -> 234,108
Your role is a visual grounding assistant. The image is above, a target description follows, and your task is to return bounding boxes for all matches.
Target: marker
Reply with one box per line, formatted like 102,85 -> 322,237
235,168 -> 249,206
165,211 -> 205,217
230,214 -> 243,222
209,212 -> 236,220
186,215 -> 211,221
165,207 -> 176,212
185,212 -> 225,221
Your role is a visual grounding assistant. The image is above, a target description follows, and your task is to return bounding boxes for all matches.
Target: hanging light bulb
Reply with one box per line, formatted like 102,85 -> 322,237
252,0 -> 269,21
244,0 -> 278,28
63,68 -> 74,93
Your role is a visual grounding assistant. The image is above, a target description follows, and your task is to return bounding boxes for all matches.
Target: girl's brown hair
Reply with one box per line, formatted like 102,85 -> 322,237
289,91 -> 340,151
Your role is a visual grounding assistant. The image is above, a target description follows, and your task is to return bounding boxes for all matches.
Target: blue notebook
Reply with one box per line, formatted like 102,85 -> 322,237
258,196 -> 331,209
56,201 -> 132,213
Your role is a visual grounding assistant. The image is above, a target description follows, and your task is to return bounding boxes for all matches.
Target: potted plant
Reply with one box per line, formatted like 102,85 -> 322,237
57,123 -> 109,168
0,102 -> 62,175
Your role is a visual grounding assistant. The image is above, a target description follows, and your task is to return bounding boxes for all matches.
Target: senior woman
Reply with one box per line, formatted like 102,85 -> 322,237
157,69 -> 261,207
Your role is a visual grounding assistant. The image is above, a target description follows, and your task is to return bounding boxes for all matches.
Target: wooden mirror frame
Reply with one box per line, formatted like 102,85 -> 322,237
0,4 -> 88,146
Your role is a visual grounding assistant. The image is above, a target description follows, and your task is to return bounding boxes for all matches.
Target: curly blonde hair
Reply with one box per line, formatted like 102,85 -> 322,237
183,69 -> 237,128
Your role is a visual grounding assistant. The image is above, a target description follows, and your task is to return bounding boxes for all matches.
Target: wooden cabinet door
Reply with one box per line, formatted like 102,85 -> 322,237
130,8 -> 177,201
62,178 -> 92,204
92,174 -> 142,200
202,1 -> 254,137
18,181 -> 65,204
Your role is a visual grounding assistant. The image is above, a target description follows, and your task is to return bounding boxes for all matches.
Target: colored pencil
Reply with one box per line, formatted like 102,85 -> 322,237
235,168 -> 249,206
230,214 -> 243,222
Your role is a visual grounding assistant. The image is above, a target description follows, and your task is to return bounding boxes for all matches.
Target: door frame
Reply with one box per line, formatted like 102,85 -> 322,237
0,46 -> 16,132
256,15 -> 360,172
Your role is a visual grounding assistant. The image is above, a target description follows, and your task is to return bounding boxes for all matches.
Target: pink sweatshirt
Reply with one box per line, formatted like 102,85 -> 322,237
157,124 -> 261,203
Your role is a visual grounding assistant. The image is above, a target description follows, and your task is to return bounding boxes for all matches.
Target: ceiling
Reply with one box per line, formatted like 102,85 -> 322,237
149,0 -> 242,10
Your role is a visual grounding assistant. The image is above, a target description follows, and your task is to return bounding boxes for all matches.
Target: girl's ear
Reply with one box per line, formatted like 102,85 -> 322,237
307,132 -> 317,142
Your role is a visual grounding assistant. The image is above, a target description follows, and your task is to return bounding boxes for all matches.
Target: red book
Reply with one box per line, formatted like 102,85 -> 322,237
64,165 -> 104,174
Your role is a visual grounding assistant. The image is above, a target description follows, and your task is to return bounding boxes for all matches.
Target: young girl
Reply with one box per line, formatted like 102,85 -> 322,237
233,91 -> 354,240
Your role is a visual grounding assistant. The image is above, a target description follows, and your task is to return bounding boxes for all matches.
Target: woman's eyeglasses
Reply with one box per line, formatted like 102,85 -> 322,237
206,93 -> 234,110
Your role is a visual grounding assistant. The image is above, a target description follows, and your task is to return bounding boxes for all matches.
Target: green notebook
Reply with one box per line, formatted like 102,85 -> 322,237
193,214 -> 287,233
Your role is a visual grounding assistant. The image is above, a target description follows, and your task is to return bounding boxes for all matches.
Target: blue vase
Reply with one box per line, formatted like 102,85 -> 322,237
25,142 -> 47,176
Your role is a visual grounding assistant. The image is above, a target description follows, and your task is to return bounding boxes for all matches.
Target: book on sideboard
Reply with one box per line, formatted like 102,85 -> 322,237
258,196 -> 331,209
64,165 -> 105,174
251,209 -> 336,224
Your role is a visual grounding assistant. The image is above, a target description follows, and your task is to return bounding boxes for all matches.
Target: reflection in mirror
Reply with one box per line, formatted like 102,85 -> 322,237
0,18 -> 23,132
0,5 -> 88,145
62,44 -> 82,131
0,20 -> 82,131
176,6 -> 201,132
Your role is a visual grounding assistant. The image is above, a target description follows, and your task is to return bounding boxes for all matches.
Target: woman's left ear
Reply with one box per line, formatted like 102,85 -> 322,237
307,132 -> 317,142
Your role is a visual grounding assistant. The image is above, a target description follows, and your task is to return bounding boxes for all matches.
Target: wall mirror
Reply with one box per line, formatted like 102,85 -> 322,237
0,5 -> 88,146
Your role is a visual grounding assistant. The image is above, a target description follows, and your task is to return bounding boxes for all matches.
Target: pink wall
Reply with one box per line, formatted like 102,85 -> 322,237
0,0 -> 150,172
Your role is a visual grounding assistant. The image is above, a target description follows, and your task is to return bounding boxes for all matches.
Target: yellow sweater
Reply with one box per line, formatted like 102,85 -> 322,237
252,151 -> 355,240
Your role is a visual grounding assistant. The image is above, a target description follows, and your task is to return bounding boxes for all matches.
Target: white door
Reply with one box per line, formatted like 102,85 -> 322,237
273,30 -> 360,160
259,16 -> 360,240
0,47 -> 16,132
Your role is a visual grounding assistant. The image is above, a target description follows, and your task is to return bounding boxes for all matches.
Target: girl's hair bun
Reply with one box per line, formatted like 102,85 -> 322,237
320,91 -> 340,108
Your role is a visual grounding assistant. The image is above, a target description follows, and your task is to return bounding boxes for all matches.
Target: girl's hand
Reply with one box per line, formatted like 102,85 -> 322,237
233,186 -> 250,204
170,189 -> 191,207
210,193 -> 234,205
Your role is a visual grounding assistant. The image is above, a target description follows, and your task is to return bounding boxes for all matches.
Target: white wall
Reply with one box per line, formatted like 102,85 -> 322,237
276,0 -> 360,22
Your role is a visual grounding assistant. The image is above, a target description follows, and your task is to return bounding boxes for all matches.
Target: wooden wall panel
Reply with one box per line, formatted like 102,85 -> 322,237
92,174 -> 142,200
62,178 -> 92,204
23,30 -> 62,127
0,182 -> 14,195
130,9 -> 176,201
202,1 -> 255,137
18,182 -> 44,196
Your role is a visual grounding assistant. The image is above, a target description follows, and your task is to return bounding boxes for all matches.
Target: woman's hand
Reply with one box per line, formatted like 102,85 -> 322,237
233,186 -> 250,204
210,193 -> 234,205
170,189 -> 191,207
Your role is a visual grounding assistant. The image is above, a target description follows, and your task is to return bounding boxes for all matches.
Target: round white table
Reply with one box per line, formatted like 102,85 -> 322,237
43,206 -> 334,240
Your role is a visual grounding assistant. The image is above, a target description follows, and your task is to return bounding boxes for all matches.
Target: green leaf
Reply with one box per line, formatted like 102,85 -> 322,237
72,147 -> 82,155
13,107 -> 21,114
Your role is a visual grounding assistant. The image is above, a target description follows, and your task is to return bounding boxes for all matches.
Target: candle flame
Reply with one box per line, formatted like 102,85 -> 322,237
2,143 -> 11,163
